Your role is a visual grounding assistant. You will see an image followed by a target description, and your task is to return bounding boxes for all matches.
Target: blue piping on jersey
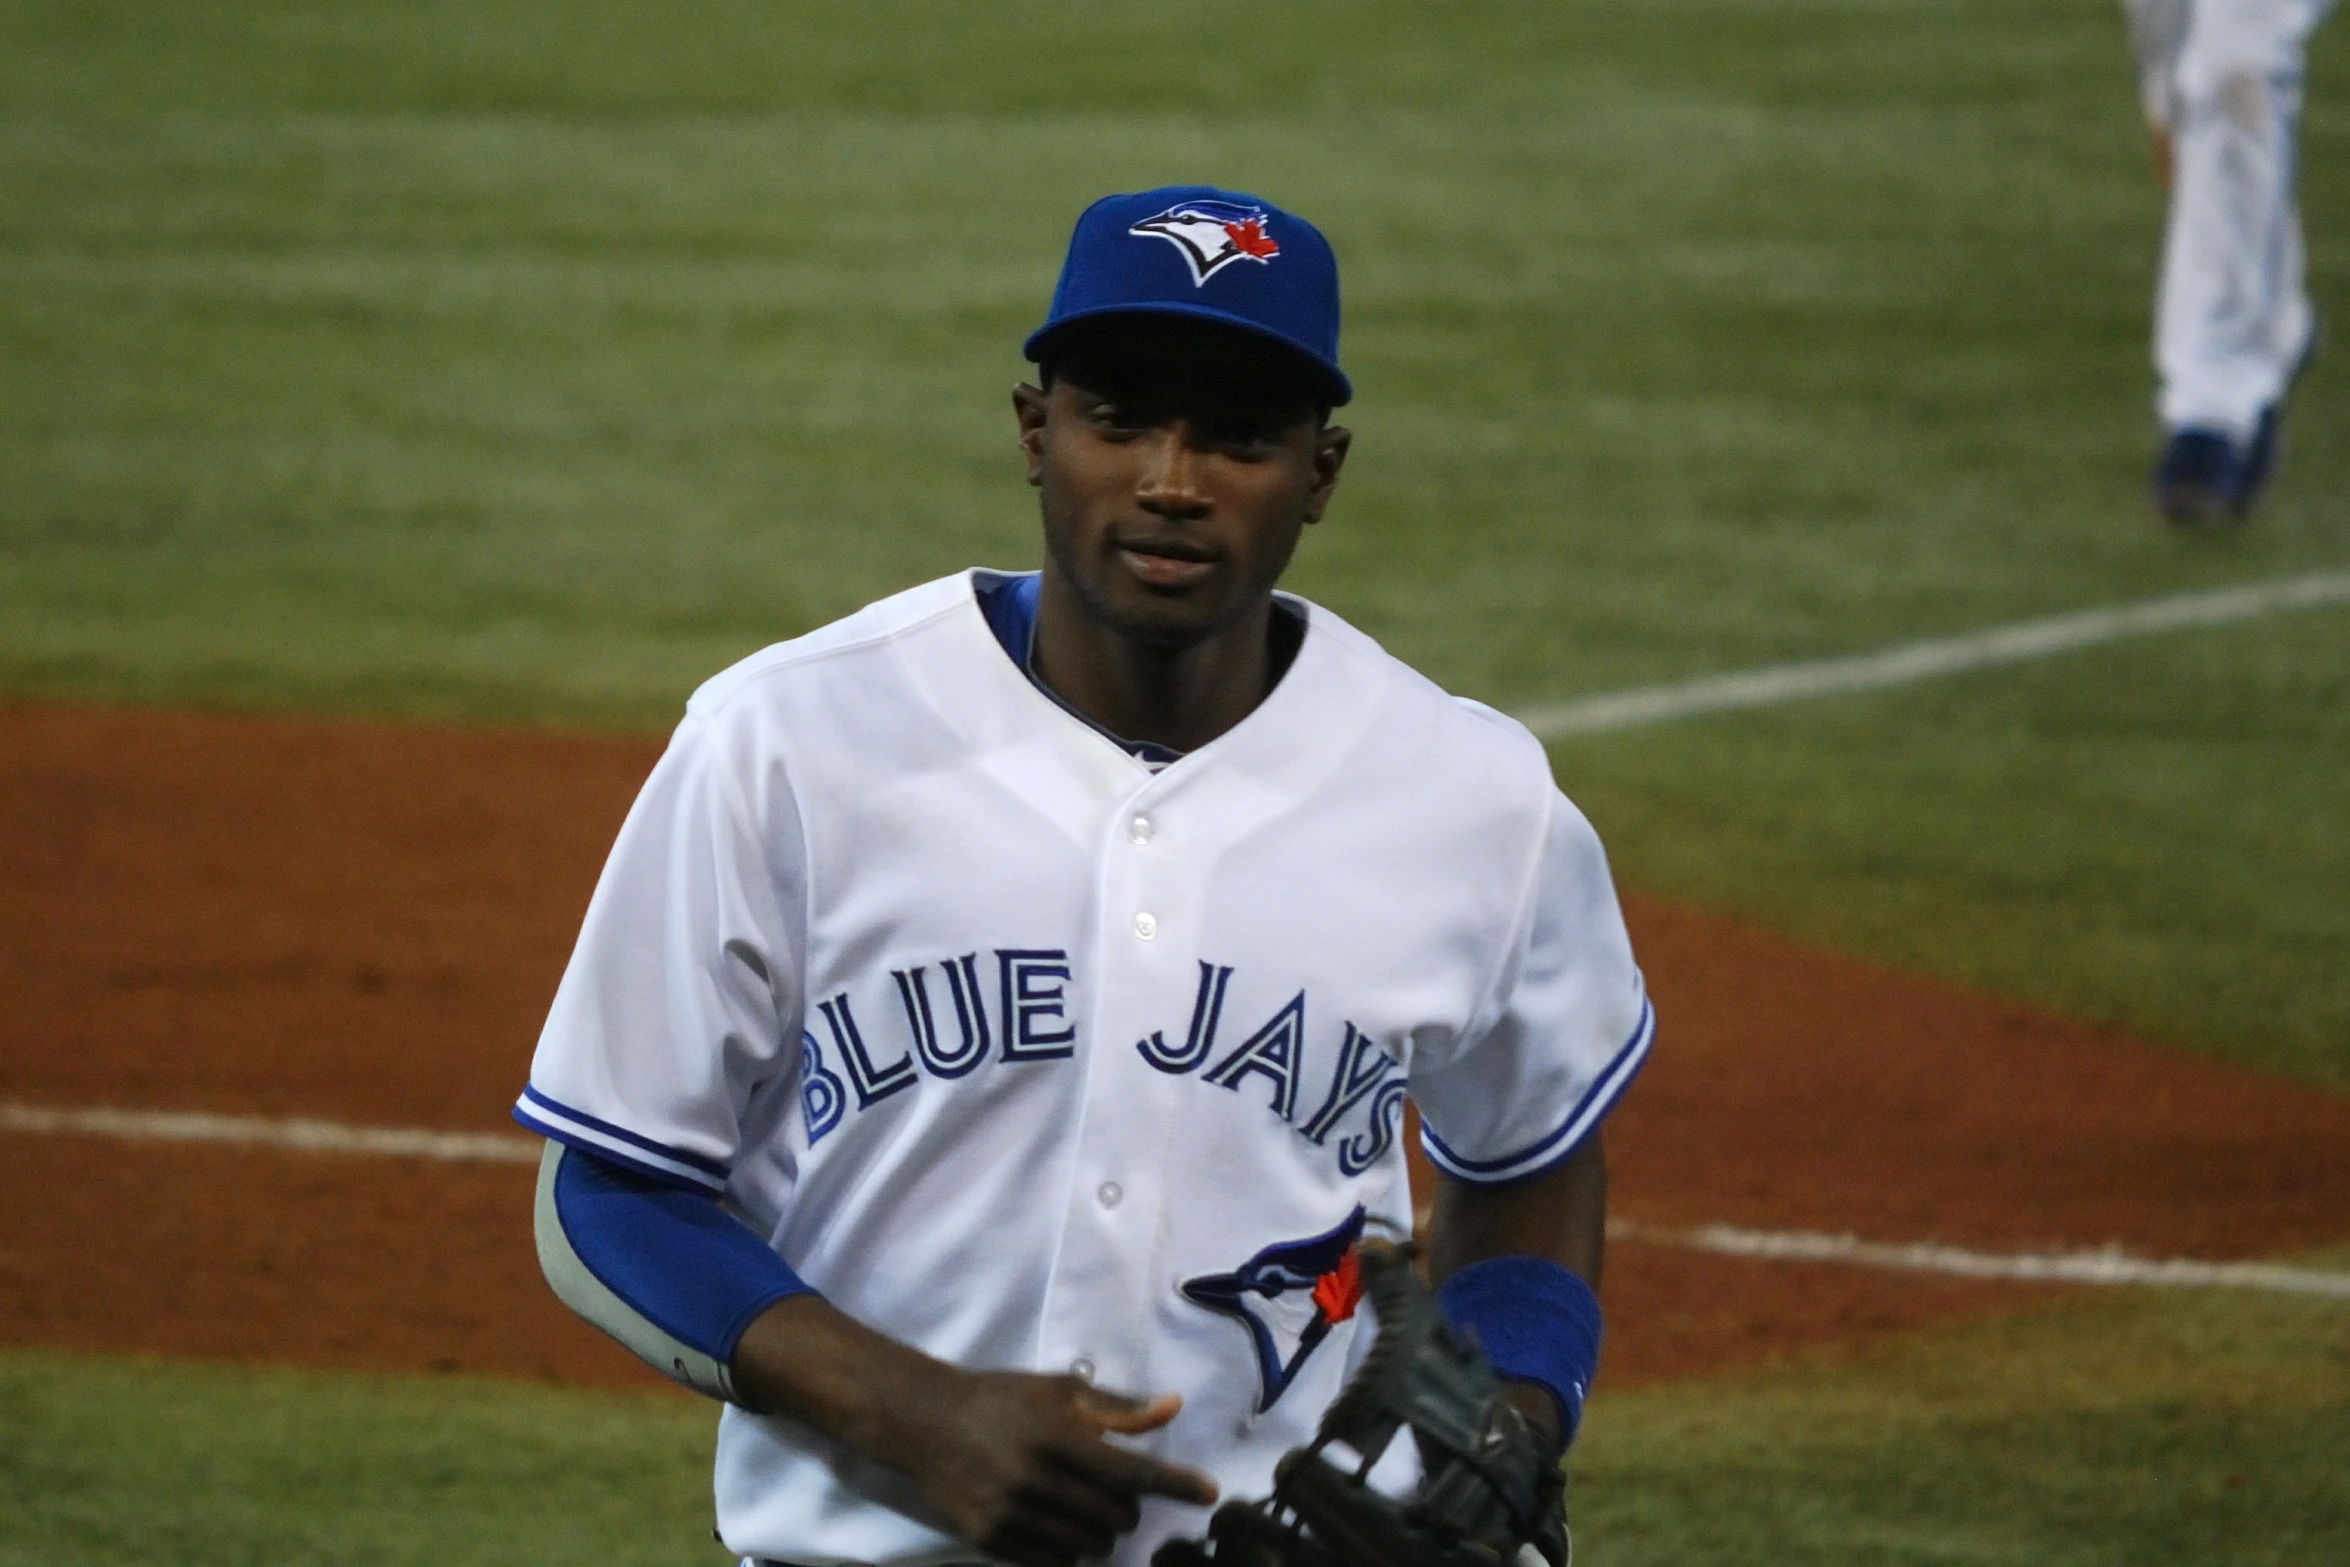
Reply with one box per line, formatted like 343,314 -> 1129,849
1420,995 -> 1655,1188
514,1086 -> 729,1192
518,1086 -> 732,1178
551,1143 -> 813,1366
515,1106 -> 718,1193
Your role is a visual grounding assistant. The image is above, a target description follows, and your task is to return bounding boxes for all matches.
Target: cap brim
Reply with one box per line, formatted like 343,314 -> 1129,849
1023,302 -> 1353,408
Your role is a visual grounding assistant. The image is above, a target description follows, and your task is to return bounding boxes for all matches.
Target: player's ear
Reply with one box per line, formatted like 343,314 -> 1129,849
1302,423 -> 1351,524
1013,382 -> 1050,487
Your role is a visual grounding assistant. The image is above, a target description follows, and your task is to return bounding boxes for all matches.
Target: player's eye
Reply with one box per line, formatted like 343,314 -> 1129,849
1208,420 -> 1282,455
1086,400 -> 1147,437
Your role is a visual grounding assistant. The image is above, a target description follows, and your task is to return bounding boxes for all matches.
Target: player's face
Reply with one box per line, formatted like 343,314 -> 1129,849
1014,320 -> 1350,649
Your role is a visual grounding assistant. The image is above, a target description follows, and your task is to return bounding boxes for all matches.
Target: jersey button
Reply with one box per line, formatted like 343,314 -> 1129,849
1129,815 -> 1155,844
1097,1181 -> 1123,1209
1133,912 -> 1157,940
1070,1357 -> 1095,1383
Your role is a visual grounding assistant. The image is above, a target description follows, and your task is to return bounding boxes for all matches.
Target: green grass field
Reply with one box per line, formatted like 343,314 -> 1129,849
4,1 -> 2346,1560
9,1246 -> 2349,1565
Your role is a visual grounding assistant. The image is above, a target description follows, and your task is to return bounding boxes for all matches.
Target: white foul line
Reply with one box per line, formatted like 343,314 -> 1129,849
9,1105 -> 2348,1301
1607,1219 -> 2350,1302
0,1101 -> 540,1164
1513,569 -> 2350,739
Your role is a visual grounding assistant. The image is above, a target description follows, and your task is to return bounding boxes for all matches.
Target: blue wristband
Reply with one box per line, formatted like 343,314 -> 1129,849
1435,1255 -> 1603,1447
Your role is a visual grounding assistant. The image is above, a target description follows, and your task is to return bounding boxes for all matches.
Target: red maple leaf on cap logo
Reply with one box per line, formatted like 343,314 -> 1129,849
1223,218 -> 1279,260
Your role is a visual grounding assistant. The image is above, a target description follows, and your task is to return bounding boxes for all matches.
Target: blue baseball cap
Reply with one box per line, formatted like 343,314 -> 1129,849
1024,185 -> 1352,407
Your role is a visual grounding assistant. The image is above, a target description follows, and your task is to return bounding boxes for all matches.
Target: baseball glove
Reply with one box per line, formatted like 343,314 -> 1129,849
1153,1241 -> 1569,1567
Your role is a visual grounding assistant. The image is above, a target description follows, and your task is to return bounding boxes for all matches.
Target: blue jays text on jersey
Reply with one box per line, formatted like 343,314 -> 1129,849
799,949 -> 1409,1178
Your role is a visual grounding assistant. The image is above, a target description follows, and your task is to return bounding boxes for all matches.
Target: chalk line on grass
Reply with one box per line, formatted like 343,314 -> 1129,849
1513,569 -> 2350,739
11,1105 -> 2349,1301
0,1101 -> 540,1164
1608,1219 -> 2350,1302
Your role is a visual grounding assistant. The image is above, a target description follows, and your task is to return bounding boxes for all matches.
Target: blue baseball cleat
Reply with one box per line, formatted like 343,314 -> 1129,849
2155,321 -> 2319,526
2232,401 -> 2284,512
2151,427 -> 2249,525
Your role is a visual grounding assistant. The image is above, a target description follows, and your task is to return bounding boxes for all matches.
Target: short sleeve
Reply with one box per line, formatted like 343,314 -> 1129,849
514,710 -> 807,1194
1408,789 -> 1653,1187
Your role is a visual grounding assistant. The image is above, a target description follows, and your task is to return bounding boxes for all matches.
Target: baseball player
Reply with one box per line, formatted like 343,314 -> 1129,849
2126,0 -> 2334,522
514,186 -> 1653,1567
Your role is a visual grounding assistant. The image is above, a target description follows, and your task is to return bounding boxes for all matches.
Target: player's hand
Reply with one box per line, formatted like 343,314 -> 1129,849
728,1296 -> 1215,1565
892,1370 -> 1218,1567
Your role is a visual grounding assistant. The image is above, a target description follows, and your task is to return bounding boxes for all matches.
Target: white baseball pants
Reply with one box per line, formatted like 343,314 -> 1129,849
2130,0 -> 2334,439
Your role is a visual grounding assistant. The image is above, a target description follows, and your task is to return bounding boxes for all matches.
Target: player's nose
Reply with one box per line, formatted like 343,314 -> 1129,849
1133,427 -> 1211,519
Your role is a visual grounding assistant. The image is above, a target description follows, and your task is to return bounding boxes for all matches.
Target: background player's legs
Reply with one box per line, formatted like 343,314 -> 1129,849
2157,0 -> 2317,437
2150,0 -> 2329,518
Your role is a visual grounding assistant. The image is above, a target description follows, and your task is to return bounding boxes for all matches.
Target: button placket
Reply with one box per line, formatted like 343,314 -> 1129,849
1040,783 -> 1185,1393
1125,797 -> 1162,942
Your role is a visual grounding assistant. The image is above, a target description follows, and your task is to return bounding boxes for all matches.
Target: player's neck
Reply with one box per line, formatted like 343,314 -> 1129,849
1029,584 -> 1284,756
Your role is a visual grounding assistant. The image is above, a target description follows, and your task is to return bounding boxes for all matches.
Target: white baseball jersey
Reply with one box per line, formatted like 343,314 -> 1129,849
519,569 -> 1653,1567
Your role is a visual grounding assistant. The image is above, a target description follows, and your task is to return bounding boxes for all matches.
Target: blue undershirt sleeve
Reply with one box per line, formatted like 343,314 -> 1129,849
534,1141 -> 814,1401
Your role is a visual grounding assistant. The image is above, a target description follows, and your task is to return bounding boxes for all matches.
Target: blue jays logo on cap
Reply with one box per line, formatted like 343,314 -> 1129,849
1180,1206 -> 1366,1412
1023,185 -> 1353,407
1127,199 -> 1282,287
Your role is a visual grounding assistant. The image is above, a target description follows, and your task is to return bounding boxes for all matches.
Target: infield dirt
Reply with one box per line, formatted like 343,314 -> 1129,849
4,703 -> 2346,1392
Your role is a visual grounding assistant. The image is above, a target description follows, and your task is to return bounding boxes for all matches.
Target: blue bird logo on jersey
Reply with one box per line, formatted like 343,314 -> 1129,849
1180,1206 -> 1366,1412
1128,200 -> 1282,287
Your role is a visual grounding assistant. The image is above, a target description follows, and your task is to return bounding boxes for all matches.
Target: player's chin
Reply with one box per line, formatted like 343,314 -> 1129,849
1100,595 -> 1230,651
1086,581 -> 1255,654
1096,566 -> 1236,638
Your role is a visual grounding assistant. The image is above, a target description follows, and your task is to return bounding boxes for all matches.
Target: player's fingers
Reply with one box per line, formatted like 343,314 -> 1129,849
1056,1428 -> 1219,1507
1056,1388 -> 1215,1503
1075,1387 -> 1182,1434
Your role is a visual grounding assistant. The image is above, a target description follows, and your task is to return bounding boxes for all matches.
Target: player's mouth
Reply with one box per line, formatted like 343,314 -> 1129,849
1114,536 -> 1219,591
